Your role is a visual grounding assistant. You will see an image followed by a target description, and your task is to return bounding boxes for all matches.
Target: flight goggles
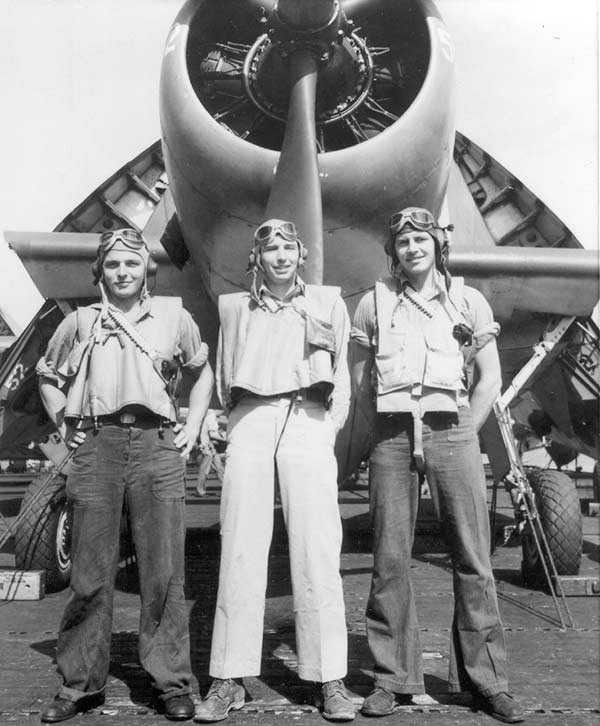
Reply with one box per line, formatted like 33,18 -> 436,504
98,228 -> 148,253
389,208 -> 438,235
254,219 -> 298,246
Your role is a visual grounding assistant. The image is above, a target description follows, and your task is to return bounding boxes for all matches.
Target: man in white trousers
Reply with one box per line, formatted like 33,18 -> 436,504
194,219 -> 354,723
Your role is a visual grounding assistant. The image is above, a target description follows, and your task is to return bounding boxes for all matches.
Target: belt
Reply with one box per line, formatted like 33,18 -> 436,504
238,388 -> 326,405
74,412 -> 174,429
376,411 -> 459,474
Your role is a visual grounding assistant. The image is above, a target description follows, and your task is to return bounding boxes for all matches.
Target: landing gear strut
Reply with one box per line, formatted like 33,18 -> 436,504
493,315 -> 581,629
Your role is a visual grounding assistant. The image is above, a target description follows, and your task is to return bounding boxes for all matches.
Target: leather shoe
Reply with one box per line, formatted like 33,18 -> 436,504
194,678 -> 245,722
41,693 -> 105,723
361,687 -> 396,717
158,694 -> 195,721
473,692 -> 525,723
320,680 -> 355,721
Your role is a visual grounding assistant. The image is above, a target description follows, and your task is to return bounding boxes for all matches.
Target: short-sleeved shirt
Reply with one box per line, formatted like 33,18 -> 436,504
351,272 -> 499,414
37,295 -> 208,421
37,296 -> 207,388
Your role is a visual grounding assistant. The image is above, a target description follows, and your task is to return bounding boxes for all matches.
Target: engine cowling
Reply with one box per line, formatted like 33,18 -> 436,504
159,0 -> 455,304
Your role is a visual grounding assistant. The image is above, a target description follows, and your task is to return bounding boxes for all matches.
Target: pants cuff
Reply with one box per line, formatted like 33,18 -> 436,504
156,686 -> 192,702
210,667 -> 260,679
374,677 -> 425,695
448,682 -> 508,698
300,669 -> 347,684
58,685 -> 105,702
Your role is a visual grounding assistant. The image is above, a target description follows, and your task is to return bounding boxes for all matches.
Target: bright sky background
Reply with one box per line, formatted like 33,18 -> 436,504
0,0 -> 598,330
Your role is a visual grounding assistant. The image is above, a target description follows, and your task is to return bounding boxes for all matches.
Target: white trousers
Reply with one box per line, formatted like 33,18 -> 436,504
209,397 -> 348,682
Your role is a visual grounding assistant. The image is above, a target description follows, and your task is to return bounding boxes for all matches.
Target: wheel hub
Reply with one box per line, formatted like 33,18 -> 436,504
55,504 -> 72,572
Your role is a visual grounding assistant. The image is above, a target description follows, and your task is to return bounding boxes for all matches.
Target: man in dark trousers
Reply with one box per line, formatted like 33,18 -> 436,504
37,228 -> 214,722
351,207 -> 524,723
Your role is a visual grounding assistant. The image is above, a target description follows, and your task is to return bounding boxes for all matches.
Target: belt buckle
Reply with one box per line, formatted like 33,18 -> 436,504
119,412 -> 136,425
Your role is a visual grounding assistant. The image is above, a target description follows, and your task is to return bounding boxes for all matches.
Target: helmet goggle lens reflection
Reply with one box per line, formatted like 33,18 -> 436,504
99,228 -> 147,254
389,209 -> 437,235
254,220 -> 298,246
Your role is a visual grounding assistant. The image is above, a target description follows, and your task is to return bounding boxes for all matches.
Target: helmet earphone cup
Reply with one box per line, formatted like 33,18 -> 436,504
91,259 -> 101,285
146,255 -> 158,278
247,247 -> 264,272
298,240 -> 308,266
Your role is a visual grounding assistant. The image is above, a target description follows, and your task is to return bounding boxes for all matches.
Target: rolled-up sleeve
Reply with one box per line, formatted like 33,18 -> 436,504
329,296 -> 351,432
35,313 -> 79,388
176,309 -> 209,374
463,287 -> 500,352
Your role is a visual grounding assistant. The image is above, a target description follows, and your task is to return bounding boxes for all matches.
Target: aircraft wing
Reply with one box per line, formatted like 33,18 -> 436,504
445,135 -> 599,473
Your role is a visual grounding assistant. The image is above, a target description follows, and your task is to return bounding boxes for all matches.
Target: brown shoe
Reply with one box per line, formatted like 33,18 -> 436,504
473,692 -> 525,723
320,680 -> 355,721
361,687 -> 396,717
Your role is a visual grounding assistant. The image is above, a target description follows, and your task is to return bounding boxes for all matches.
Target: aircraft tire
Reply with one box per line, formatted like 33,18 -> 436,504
521,468 -> 582,588
593,463 -> 600,503
13,473 -> 72,593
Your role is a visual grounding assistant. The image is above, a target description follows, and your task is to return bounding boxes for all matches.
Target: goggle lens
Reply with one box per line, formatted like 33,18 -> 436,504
99,228 -> 147,253
254,220 -> 298,245
389,209 -> 436,234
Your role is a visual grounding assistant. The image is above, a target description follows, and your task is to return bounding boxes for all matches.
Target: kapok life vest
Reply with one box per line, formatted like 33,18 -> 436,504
373,276 -> 472,397
63,296 -> 183,421
218,285 -> 341,407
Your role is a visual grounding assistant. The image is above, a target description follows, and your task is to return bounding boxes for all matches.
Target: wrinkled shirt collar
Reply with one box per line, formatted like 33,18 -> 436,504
251,276 -> 306,311
91,293 -> 154,323
397,269 -> 448,302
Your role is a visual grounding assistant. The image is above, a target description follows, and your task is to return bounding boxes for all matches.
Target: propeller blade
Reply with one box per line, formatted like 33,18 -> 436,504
266,48 -> 323,284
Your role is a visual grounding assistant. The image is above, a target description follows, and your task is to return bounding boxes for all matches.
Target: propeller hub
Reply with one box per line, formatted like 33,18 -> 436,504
244,32 -> 373,126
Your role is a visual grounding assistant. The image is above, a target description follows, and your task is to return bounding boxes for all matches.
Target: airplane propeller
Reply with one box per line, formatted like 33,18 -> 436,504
262,0 -> 342,284
265,48 -> 323,283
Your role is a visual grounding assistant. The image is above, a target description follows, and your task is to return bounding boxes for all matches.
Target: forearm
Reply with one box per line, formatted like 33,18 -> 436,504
330,382 -> 350,433
39,379 -> 68,440
329,300 -> 351,431
184,364 -> 215,435
468,337 -> 502,432
351,342 -> 376,419
469,377 -> 500,432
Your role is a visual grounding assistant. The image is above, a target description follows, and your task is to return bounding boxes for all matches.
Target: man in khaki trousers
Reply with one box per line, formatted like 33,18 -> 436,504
194,219 -> 354,723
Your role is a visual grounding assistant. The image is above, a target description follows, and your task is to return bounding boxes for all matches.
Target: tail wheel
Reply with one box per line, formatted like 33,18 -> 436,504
521,468 -> 582,587
14,473 -> 72,593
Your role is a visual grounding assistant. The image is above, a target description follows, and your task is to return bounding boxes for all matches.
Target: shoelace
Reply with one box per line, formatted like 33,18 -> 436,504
323,680 -> 346,697
207,679 -> 235,700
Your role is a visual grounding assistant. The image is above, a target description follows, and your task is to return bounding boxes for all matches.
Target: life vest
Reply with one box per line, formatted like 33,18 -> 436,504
63,296 -> 183,421
374,276 -> 471,396
218,285 -> 341,406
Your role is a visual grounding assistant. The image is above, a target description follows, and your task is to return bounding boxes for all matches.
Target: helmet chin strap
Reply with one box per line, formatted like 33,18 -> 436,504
98,268 -> 149,309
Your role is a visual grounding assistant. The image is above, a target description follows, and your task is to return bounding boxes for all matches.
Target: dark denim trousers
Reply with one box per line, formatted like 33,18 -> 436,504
56,424 -> 192,703
366,408 -> 508,697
